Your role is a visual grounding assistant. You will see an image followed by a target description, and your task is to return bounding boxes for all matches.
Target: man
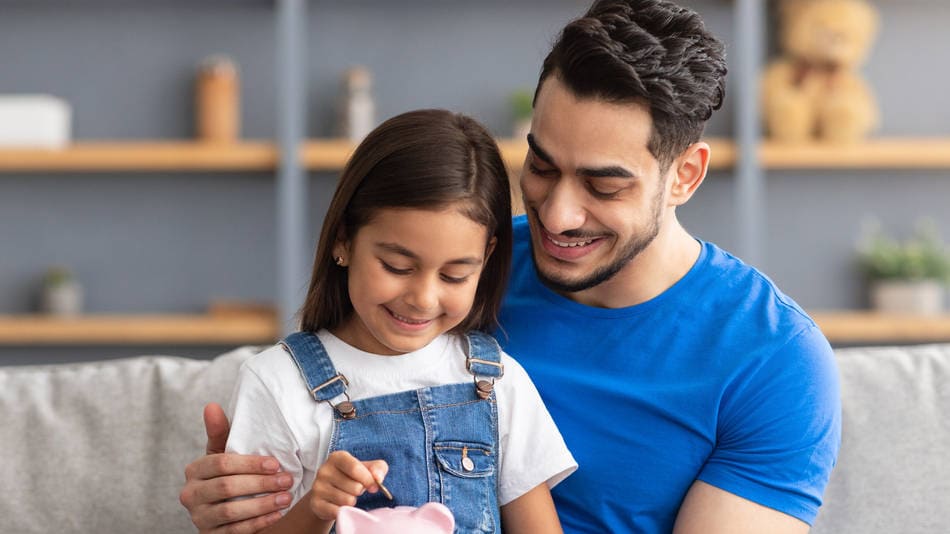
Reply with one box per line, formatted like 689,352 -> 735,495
180,1 -> 840,532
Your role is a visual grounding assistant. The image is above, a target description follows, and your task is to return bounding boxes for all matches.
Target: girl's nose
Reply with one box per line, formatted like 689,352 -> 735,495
406,275 -> 439,312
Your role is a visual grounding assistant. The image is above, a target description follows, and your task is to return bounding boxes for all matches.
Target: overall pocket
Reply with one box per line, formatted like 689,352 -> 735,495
433,441 -> 497,533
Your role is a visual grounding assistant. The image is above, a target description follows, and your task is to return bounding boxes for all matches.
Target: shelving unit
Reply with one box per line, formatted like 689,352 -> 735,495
3,1 -> 948,352
760,138 -> 950,169
0,311 -> 278,345
0,141 -> 278,172
0,137 -> 740,173
4,308 -> 945,346
812,311 -> 950,344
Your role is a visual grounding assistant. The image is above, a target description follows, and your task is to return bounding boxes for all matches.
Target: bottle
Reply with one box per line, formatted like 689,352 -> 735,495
196,55 -> 240,143
338,66 -> 375,142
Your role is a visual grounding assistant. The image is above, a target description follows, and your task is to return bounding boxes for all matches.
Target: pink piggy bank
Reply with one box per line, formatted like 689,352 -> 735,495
335,503 -> 455,534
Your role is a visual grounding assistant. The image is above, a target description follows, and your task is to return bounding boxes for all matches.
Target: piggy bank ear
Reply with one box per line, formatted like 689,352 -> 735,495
335,506 -> 381,534
413,502 -> 455,532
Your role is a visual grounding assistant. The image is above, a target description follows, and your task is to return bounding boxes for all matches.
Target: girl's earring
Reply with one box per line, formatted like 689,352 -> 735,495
334,256 -> 346,266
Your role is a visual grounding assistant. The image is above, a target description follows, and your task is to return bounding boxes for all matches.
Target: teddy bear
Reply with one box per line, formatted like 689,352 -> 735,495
761,0 -> 880,144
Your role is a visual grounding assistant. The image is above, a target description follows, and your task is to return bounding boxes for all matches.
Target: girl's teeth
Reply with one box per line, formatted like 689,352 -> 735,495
393,312 -> 427,324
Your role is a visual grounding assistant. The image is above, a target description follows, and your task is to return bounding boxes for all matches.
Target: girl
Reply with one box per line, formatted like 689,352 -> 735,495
225,109 -> 576,534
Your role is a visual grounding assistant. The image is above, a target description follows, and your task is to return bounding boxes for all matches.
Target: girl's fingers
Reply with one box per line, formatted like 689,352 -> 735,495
361,459 -> 390,493
325,451 -> 383,492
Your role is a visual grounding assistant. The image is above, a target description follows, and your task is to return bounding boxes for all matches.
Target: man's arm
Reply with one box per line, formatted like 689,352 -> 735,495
179,403 -> 294,534
673,481 -> 809,534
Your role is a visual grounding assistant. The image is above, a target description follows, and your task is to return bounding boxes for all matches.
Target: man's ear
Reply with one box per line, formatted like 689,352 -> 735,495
668,141 -> 710,207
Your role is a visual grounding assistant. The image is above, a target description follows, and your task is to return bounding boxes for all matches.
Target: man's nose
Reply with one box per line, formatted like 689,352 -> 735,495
538,179 -> 586,235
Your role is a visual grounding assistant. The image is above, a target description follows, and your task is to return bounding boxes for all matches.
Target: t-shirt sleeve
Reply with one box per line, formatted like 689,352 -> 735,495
697,324 -> 842,525
495,354 -> 578,506
225,361 -> 307,504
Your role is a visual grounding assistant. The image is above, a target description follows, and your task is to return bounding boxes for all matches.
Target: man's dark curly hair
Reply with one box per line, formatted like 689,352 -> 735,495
536,0 -> 727,171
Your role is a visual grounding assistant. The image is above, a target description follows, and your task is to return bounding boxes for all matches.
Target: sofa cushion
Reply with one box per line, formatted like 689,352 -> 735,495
0,346 -> 260,533
812,343 -> 950,533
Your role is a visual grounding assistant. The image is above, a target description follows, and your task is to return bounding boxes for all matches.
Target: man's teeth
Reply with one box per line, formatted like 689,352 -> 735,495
550,237 -> 594,248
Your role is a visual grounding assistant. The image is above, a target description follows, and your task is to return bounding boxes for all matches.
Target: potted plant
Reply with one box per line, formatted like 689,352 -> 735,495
509,89 -> 534,141
857,220 -> 950,315
41,266 -> 84,316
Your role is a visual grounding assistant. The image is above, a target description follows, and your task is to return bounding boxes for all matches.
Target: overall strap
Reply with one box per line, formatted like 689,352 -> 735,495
464,331 -> 504,400
280,331 -> 356,418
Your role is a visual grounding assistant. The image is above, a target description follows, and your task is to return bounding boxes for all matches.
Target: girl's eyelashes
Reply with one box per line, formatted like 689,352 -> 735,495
440,274 -> 470,285
380,260 -> 412,275
380,259 -> 473,284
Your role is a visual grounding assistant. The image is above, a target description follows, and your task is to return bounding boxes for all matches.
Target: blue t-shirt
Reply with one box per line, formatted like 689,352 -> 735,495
497,216 -> 841,533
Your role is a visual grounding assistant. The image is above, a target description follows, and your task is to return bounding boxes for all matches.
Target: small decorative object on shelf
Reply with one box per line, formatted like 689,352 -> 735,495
761,0 -> 880,144
509,89 -> 533,141
195,55 -> 240,143
0,94 -> 71,148
857,219 -> 950,315
337,65 -> 375,143
40,266 -> 84,316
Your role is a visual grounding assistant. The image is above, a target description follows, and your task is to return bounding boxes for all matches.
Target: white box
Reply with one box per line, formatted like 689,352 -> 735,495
0,95 -> 72,148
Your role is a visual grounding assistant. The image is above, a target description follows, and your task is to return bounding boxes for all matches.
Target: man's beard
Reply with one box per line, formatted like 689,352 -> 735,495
530,189 -> 663,294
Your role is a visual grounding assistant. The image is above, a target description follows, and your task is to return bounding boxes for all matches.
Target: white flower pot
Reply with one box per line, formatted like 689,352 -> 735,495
870,280 -> 945,315
42,281 -> 84,316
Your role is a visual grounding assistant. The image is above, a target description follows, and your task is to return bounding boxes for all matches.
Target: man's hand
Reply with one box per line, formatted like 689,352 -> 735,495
179,403 -> 294,534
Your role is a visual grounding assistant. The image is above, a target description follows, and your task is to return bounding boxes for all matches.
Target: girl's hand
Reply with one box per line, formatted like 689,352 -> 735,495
309,451 -> 389,522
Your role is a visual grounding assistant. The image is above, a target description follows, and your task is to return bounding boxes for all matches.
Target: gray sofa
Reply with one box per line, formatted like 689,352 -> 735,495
1,343 -> 947,533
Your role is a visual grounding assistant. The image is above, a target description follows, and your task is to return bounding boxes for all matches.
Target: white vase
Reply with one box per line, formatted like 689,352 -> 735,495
870,280 -> 945,315
42,281 -> 84,316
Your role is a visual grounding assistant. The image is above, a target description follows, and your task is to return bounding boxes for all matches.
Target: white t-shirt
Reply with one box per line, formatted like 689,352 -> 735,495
226,330 -> 577,507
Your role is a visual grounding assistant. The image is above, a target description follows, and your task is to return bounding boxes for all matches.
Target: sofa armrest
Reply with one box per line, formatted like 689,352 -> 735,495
0,345 -> 260,533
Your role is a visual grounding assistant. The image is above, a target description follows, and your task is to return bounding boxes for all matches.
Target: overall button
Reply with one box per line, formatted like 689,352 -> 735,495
475,380 -> 493,400
336,401 -> 356,419
461,445 -> 475,472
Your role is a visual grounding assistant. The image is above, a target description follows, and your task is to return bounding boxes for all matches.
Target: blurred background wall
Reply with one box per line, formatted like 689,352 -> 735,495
1,0 -> 949,363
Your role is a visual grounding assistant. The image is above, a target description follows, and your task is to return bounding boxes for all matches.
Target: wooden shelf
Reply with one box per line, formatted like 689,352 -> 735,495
0,137 -> 738,173
302,139 -> 536,172
811,311 -> 950,344
0,141 -> 279,172
761,138 -> 950,170
494,137 -> 736,172
3,308 -> 946,346
301,139 -> 357,170
0,311 -> 279,345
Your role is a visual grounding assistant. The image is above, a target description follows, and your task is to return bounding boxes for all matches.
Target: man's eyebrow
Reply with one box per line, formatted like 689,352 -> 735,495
577,165 -> 635,179
375,242 -> 483,265
528,134 -> 635,179
526,134 -> 555,166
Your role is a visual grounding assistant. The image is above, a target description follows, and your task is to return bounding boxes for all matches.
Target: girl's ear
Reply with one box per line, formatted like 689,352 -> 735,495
485,236 -> 497,261
333,232 -> 351,265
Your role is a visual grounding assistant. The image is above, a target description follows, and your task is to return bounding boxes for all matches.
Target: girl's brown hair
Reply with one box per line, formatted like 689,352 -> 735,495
299,109 -> 512,335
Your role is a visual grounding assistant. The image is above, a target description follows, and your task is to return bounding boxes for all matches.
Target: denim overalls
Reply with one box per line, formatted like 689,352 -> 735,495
280,331 -> 505,534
